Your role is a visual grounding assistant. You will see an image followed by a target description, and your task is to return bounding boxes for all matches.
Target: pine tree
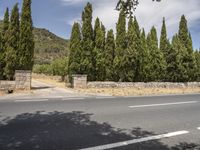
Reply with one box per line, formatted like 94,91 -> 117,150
68,22 -> 82,78
19,0 -> 34,70
81,2 -> 94,81
0,8 -> 9,80
113,10 -> 127,81
4,4 -> 20,80
147,26 -> 166,81
105,29 -> 115,81
178,15 -> 196,81
94,18 -> 106,81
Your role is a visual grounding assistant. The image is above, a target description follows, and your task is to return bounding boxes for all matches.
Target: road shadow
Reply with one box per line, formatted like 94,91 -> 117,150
0,111 -> 199,150
31,86 -> 52,90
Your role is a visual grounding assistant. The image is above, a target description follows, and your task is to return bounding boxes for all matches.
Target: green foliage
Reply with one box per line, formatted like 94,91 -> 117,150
147,26 -> 166,81
94,18 -> 106,81
195,51 -> 200,81
52,57 -> 68,76
0,21 -> 69,65
33,57 -> 68,76
4,4 -> 20,80
114,10 -> 127,81
33,64 -> 53,75
19,0 -> 34,70
178,15 -> 197,81
0,8 -> 9,80
160,18 -> 171,81
124,17 -> 137,82
170,35 -> 189,82
68,22 -> 82,77
81,2 -> 94,81
139,29 -> 150,82
33,28 -> 69,64
105,29 -> 115,81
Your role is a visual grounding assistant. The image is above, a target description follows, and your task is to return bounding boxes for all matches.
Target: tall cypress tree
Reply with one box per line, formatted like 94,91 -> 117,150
178,15 -> 196,81
160,18 -> 172,81
168,35 -> 186,82
0,8 -> 9,80
81,2 -> 94,81
105,29 -> 115,81
124,17 -> 137,81
94,18 -> 106,81
4,4 -> 20,80
133,17 -> 142,81
139,29 -> 150,82
68,22 -> 82,78
147,26 -> 166,81
19,0 -> 34,70
195,51 -> 200,81
113,10 -> 127,81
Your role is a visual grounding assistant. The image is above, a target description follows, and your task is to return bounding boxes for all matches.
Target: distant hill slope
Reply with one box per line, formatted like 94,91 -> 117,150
0,21 -> 70,64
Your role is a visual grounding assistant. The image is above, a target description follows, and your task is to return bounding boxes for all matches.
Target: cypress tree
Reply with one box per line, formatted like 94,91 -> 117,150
68,22 -> 82,78
0,8 -> 9,80
124,17 -> 137,81
168,35 -> 186,82
113,10 -> 127,81
178,15 -> 196,81
195,51 -> 200,81
147,26 -> 166,81
139,29 -> 150,82
19,0 -> 34,70
160,18 -> 172,81
81,2 -> 94,81
133,17 -> 142,81
94,18 -> 106,81
105,29 -> 115,81
4,4 -> 20,80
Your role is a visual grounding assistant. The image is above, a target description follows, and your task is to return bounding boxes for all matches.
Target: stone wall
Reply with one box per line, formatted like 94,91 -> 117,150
72,75 -> 87,88
87,82 -> 200,88
0,81 -> 15,91
15,70 -> 32,90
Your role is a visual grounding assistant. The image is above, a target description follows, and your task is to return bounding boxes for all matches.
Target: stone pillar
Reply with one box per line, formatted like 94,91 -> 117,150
15,70 -> 32,90
72,75 -> 87,88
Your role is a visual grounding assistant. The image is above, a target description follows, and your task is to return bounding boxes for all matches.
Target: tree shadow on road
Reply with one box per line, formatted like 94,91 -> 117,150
0,111 -> 199,150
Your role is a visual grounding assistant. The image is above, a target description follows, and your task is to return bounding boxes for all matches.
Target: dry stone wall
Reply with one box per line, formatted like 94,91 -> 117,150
15,70 -> 32,90
0,70 -> 32,91
87,82 -> 200,88
72,75 -> 87,88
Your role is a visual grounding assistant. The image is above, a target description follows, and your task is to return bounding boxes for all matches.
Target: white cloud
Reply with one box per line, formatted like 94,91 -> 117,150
62,0 -> 200,40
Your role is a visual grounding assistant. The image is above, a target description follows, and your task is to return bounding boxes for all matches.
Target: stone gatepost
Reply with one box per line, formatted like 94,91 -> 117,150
72,75 -> 87,88
15,70 -> 32,90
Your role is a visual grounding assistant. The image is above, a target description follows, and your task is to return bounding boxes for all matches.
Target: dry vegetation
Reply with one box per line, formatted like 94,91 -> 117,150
32,74 -> 200,96
76,87 -> 200,96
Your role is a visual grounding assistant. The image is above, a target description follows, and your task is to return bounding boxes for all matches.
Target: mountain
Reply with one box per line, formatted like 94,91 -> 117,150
0,21 -> 70,64
33,28 -> 69,64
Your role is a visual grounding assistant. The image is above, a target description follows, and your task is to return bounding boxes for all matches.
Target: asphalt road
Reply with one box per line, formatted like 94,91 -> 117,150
0,94 -> 200,150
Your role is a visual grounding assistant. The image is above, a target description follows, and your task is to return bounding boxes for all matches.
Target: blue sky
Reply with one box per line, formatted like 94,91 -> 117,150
0,0 -> 200,49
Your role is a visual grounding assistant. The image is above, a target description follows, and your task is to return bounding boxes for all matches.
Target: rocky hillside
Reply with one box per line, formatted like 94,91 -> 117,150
0,21 -> 70,64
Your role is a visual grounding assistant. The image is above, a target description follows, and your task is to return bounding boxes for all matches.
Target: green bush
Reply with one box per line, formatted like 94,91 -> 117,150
33,57 -> 68,76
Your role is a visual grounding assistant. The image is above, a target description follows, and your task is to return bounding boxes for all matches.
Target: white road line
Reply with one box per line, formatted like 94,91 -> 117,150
15,99 -> 49,102
80,130 -> 189,150
197,127 -> 200,130
62,98 -> 85,100
129,101 -> 198,108
96,97 -> 115,99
